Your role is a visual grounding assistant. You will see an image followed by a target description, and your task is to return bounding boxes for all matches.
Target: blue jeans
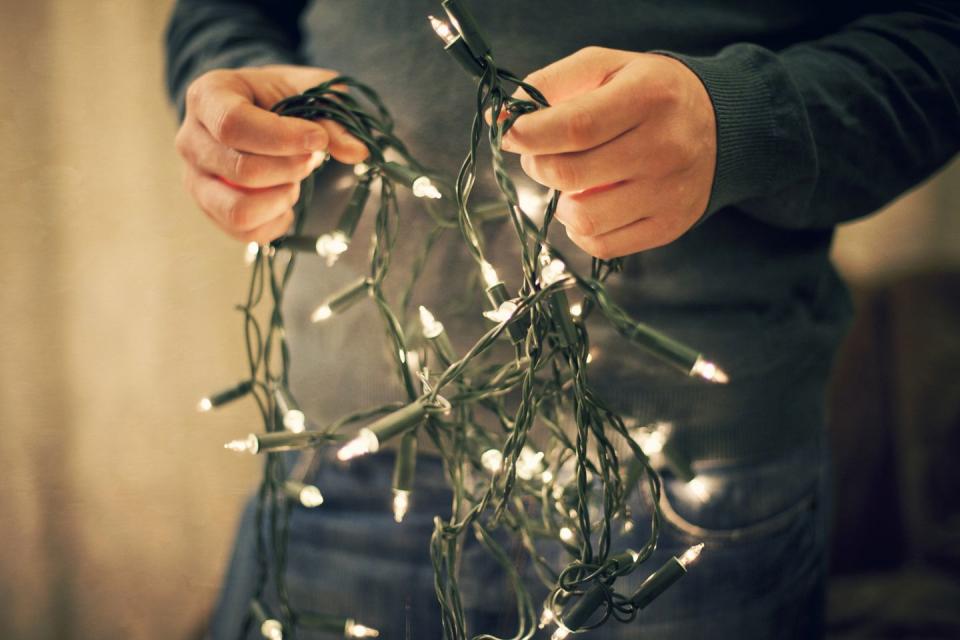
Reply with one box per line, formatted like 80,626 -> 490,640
210,436 -> 829,640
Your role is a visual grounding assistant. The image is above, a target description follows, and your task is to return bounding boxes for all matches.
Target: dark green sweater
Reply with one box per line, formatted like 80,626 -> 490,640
165,0 -> 960,462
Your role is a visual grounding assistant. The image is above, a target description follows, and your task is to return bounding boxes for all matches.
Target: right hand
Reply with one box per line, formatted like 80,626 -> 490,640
175,65 -> 369,243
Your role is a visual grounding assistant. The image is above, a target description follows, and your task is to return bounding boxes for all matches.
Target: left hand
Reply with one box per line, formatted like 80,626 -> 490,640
502,47 -> 716,259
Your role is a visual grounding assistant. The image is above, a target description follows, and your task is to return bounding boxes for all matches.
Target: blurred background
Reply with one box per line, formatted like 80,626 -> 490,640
1,2 -> 958,638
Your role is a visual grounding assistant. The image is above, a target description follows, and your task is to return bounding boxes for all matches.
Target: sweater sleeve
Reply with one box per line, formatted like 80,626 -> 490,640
669,2 -> 960,229
164,0 -> 309,119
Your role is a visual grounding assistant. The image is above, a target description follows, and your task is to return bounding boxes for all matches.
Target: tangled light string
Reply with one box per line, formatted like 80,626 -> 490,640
198,2 -> 727,639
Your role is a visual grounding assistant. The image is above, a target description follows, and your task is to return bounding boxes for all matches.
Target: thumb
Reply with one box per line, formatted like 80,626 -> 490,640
515,46 -> 633,105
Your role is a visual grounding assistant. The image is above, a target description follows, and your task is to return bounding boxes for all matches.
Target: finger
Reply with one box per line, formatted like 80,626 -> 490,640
515,46 -> 634,104
553,180 -> 650,237
234,209 -> 295,244
177,117 -> 322,188
519,125 -> 657,192
184,166 -> 300,233
318,119 -> 369,164
189,80 -> 329,156
566,214 -> 677,260
504,72 -> 650,155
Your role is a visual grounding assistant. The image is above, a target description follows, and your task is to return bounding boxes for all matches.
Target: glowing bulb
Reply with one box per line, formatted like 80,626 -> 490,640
586,348 -> 597,364
315,232 -> 349,266
690,356 -> 729,384
541,470 -> 554,484
224,434 -> 258,454
196,397 -> 213,412
411,176 -> 442,199
481,448 -> 503,473
311,304 -> 333,323
559,527 -> 575,543
517,186 -> 548,222
428,15 -> 457,46
480,260 -> 501,288
297,484 -> 324,508
260,619 -> 283,640
392,489 -> 411,523
677,543 -> 704,568
686,477 -> 711,502
283,409 -> 306,433
622,519 -> 635,533
516,447 -> 545,480
540,258 -> 568,286
569,302 -> 582,317
244,242 -> 260,265
538,606 -> 556,629
337,429 -> 379,461
345,619 -> 380,638
353,162 -> 370,176
483,300 -> 518,323
633,424 -> 669,456
418,305 -> 445,339
551,624 -> 572,640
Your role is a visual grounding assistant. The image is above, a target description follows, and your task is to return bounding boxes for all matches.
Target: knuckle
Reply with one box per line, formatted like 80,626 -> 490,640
213,103 -> 244,146
231,150 -> 252,183
222,194 -> 252,230
545,156 -> 581,191
173,127 -> 191,160
564,106 -> 595,148
286,182 -> 301,207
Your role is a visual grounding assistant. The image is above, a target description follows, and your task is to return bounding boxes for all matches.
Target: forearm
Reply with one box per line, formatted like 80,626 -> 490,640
164,0 -> 308,118
670,2 -> 960,229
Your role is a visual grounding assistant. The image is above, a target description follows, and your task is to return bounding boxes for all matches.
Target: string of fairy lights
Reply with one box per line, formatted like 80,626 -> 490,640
196,2 -> 728,638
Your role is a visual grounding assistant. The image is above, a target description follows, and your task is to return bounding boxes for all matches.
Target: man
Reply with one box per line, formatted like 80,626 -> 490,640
166,1 -> 960,637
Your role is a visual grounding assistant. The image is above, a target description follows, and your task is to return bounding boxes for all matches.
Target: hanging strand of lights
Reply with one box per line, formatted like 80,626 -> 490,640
197,2 -> 728,638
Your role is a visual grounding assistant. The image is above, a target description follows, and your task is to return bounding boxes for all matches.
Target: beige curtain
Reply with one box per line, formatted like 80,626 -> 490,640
0,2 -> 957,639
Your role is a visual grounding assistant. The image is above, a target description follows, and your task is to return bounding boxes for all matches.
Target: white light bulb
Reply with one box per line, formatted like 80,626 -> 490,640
428,15 -> 457,46
392,489 -> 411,523
418,305 -> 445,339
686,477 -> 711,502
411,176 -> 442,199
244,242 -> 260,265
517,186 -> 548,223
622,519 -> 635,533
516,447 -> 545,480
677,543 -> 704,568
337,429 -> 379,461
542,261 -> 568,286
353,162 -> 370,176
283,409 -> 306,433
690,355 -> 729,384
315,232 -> 349,266
538,606 -> 556,629
559,526 -> 575,543
345,619 -> 380,638
311,304 -> 333,323
481,449 -> 503,473
299,485 -> 324,508
541,470 -> 554,484
260,619 -> 283,640
633,425 -> 668,456
224,434 -> 258,454
569,302 -> 582,317
480,260 -> 501,288
482,300 -> 518,324
551,624 -> 572,640
197,397 -> 213,413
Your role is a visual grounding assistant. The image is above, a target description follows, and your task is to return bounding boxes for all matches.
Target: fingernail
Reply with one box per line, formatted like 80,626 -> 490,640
305,129 -> 328,151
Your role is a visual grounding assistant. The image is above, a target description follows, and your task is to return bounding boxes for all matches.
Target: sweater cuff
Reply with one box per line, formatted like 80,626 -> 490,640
658,45 -> 816,218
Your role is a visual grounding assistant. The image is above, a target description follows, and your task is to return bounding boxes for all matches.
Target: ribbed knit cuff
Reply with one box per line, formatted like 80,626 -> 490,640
657,45 -> 816,218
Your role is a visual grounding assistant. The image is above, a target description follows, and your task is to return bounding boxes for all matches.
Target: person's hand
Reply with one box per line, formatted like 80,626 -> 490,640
175,65 -> 368,243
503,47 -> 716,259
